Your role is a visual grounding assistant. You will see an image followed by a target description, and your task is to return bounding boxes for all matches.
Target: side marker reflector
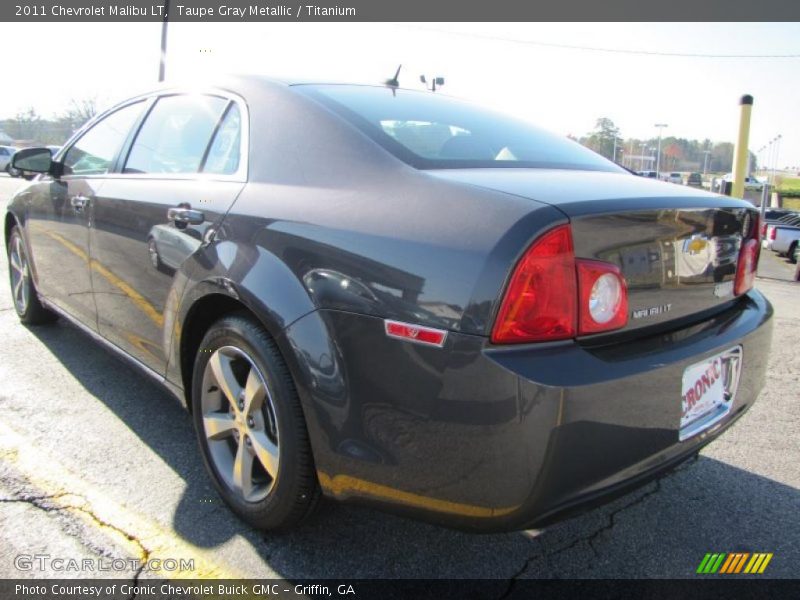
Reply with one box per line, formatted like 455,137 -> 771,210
385,320 -> 447,347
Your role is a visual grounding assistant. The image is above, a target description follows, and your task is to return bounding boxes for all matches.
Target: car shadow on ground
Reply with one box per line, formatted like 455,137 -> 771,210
27,320 -> 800,578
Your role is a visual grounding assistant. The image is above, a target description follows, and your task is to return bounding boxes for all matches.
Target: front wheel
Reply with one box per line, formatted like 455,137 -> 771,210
191,313 -> 320,531
7,226 -> 57,325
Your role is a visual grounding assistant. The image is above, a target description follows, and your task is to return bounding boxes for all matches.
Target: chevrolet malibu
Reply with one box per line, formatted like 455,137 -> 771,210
5,77 -> 772,532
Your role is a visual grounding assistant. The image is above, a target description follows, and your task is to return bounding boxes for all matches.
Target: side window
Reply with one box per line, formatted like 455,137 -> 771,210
203,104 -> 242,175
63,102 -> 144,176
124,95 -> 227,175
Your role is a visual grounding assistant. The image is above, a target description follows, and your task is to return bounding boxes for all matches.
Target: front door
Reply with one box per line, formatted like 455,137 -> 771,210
24,102 -> 146,329
90,94 -> 245,373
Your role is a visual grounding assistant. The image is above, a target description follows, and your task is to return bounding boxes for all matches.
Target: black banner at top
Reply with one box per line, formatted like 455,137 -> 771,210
2,0 -> 800,22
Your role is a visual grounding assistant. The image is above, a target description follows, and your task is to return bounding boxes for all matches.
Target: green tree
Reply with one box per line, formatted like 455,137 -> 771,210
581,118 -> 620,160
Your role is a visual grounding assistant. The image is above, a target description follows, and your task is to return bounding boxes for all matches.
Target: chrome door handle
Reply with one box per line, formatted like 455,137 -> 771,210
70,195 -> 90,211
167,207 -> 205,225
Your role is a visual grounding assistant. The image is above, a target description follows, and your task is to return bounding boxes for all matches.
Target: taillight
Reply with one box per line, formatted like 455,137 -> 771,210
491,224 -> 628,344
491,225 -> 576,343
576,260 -> 628,334
735,238 -> 758,296
769,227 -> 777,241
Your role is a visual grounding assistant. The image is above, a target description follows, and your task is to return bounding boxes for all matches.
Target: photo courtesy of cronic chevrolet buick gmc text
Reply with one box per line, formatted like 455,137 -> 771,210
5,77 -> 773,532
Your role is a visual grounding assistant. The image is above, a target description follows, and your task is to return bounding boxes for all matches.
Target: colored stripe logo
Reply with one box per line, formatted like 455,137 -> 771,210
697,552 -> 773,574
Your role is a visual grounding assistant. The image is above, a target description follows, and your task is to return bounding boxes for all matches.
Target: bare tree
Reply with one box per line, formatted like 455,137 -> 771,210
65,97 -> 99,131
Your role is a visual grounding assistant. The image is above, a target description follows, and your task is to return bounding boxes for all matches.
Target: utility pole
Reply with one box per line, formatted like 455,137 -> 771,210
702,150 -> 711,175
158,0 -> 170,82
654,123 -> 668,178
627,139 -> 634,169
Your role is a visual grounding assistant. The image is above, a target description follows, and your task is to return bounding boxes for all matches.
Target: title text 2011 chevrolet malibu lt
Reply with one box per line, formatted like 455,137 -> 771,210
6,77 -> 772,531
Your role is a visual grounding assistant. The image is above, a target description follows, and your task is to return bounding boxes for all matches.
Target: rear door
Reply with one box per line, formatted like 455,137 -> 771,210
90,93 -> 246,373
23,102 -> 146,329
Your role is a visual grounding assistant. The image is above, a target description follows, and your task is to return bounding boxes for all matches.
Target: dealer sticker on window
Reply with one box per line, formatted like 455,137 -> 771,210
679,346 -> 743,441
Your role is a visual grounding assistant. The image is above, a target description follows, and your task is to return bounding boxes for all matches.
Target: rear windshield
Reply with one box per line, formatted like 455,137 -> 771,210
297,84 -> 622,172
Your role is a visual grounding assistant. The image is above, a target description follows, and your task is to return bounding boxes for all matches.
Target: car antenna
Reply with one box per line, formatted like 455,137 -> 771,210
384,64 -> 402,96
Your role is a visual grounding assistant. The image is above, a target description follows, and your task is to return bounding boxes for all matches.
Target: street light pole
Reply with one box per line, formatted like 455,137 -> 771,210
654,123 -> 668,178
640,143 -> 647,171
158,0 -> 170,82
771,134 -> 782,185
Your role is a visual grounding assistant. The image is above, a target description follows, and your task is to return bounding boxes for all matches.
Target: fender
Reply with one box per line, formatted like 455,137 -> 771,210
167,238 -> 321,395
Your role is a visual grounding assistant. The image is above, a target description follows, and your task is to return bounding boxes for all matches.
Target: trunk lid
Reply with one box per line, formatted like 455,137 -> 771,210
428,169 -> 758,334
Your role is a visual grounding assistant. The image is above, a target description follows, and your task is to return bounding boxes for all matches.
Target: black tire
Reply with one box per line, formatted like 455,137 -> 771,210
788,242 -> 798,265
7,226 -> 57,325
191,313 -> 320,531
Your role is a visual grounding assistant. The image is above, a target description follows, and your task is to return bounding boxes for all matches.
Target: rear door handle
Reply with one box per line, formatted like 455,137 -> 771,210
70,195 -> 90,211
167,207 -> 205,225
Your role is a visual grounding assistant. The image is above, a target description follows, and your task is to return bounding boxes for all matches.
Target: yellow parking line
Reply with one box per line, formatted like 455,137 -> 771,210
0,421 -> 243,579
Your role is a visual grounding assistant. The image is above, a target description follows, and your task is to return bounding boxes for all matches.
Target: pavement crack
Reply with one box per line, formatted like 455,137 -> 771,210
498,453 -> 702,588
1,488 -> 152,596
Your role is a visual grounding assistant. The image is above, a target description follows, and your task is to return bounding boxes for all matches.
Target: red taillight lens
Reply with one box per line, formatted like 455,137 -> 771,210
491,224 -> 577,343
735,238 -> 758,296
769,227 -> 777,240
491,225 -> 629,344
576,260 -> 629,334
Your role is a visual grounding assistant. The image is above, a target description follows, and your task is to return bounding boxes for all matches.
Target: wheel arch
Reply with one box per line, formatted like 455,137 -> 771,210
171,241 -> 321,412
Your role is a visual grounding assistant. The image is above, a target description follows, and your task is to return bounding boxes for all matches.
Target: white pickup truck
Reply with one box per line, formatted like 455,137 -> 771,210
767,216 -> 800,263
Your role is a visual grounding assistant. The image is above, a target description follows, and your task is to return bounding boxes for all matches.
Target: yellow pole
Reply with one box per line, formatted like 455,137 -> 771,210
731,94 -> 753,199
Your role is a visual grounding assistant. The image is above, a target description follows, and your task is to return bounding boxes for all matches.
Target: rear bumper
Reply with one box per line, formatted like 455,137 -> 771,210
284,290 -> 773,532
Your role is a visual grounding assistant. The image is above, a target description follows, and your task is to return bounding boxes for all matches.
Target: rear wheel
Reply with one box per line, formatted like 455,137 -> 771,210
7,226 -> 57,325
191,313 -> 320,530
788,242 -> 798,264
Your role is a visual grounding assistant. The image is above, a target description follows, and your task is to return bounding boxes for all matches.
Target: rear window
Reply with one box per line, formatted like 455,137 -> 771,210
297,85 -> 621,172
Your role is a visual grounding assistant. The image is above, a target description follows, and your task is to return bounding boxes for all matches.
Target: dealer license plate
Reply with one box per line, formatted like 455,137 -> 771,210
679,346 -> 743,441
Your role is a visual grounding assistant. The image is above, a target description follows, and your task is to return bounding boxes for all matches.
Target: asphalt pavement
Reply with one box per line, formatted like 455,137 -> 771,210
0,173 -> 798,582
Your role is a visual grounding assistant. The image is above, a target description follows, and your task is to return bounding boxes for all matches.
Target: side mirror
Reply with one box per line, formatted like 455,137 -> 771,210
12,147 -> 53,174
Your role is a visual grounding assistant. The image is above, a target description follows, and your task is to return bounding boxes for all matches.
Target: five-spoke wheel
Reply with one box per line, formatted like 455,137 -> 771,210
201,346 -> 280,502
192,314 -> 320,530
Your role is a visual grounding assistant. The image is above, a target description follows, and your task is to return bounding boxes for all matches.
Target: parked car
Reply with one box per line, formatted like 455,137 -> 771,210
686,172 -> 703,187
666,172 -> 682,185
638,170 -> 657,178
767,216 -> 800,262
721,173 -> 764,192
764,213 -> 800,250
761,209 -> 798,243
5,78 -> 773,532
0,145 -> 18,172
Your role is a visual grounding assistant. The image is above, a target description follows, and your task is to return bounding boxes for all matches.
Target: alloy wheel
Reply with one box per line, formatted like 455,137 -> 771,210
9,234 -> 30,314
200,345 -> 280,502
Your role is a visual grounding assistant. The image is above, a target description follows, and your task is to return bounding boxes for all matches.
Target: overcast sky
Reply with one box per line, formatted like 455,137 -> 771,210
1,22 -> 798,168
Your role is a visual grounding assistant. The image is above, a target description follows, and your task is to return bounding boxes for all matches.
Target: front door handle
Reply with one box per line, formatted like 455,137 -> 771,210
70,195 -> 90,211
167,207 -> 205,225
